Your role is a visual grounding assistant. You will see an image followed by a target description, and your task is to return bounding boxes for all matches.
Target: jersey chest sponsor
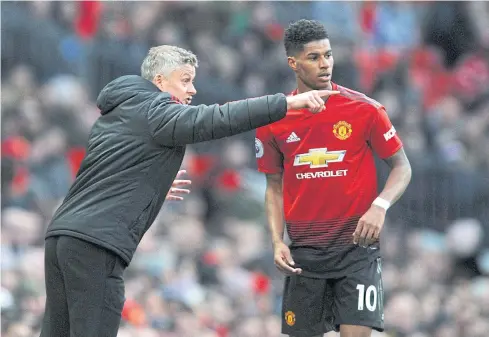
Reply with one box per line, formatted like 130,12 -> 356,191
296,169 -> 348,179
275,119 -> 364,179
292,148 -> 348,179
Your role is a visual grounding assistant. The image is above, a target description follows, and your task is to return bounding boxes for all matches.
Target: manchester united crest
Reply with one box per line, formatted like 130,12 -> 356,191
333,121 -> 352,140
284,311 -> 296,326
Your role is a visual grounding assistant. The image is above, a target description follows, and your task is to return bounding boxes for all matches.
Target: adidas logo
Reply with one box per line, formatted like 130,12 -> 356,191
286,132 -> 301,143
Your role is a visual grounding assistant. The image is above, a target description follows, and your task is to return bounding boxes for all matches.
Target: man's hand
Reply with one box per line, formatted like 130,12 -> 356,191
166,170 -> 191,201
352,205 -> 386,247
286,90 -> 340,113
273,241 -> 302,275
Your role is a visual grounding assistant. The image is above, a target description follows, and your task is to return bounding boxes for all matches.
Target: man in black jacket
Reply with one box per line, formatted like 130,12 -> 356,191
40,45 -> 339,337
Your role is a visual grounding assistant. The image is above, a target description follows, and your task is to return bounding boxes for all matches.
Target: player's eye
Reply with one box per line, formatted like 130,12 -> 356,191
326,53 -> 332,58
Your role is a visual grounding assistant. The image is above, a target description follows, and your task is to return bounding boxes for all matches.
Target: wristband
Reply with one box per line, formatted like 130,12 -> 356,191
372,197 -> 390,211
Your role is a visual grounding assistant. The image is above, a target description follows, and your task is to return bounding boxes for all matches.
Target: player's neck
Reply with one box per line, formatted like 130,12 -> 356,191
296,81 -> 333,94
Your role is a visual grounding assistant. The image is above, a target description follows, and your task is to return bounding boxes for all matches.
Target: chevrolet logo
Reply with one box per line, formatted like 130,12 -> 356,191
293,148 -> 346,168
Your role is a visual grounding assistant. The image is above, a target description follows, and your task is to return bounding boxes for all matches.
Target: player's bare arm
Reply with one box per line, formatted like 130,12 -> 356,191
353,148 -> 412,247
378,147 -> 412,205
265,173 -> 302,275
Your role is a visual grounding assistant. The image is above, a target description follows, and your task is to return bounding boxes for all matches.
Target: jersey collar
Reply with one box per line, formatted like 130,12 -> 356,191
289,82 -> 338,96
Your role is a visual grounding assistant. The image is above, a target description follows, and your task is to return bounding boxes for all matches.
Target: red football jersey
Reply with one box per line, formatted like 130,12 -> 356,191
256,83 -> 403,277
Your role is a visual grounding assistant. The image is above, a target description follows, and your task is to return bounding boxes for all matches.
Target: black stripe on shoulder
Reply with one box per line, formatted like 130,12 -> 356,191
337,85 -> 383,109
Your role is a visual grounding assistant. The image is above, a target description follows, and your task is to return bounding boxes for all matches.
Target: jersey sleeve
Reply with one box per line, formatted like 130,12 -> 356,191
255,125 -> 283,174
368,107 -> 403,159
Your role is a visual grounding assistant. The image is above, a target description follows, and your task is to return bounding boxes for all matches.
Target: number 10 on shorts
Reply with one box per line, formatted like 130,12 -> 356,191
356,284 -> 377,311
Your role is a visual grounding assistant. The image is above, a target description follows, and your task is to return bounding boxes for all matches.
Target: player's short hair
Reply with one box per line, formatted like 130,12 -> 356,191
141,45 -> 198,80
284,19 -> 329,56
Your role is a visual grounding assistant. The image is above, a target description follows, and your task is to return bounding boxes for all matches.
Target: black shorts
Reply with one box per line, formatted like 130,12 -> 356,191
40,235 -> 126,337
281,257 -> 384,336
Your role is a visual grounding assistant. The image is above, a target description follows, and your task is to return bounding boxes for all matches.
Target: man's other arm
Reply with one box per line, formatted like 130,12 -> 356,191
147,94 -> 287,146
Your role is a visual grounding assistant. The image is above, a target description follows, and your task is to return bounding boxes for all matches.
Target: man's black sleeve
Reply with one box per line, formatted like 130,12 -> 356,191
146,94 -> 287,146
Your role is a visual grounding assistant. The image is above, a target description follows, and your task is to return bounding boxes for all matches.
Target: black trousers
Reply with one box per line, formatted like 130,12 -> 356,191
40,236 -> 126,337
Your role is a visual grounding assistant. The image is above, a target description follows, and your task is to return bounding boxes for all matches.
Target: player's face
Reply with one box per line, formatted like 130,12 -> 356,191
153,64 -> 197,104
288,39 -> 334,90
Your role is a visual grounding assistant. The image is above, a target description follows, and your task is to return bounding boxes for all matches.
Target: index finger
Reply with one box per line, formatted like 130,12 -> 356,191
276,259 -> 302,275
358,225 -> 371,248
176,170 -> 187,178
317,90 -> 340,97
353,221 -> 364,245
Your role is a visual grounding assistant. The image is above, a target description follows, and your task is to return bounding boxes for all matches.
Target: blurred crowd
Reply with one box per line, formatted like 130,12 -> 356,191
2,2 -> 489,337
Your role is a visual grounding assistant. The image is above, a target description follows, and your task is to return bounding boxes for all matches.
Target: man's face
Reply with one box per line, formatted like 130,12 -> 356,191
153,64 -> 197,104
288,39 -> 334,90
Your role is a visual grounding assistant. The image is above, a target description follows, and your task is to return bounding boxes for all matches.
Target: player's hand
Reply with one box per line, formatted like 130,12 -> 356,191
286,90 -> 340,113
273,241 -> 302,275
166,170 -> 191,201
353,205 -> 386,247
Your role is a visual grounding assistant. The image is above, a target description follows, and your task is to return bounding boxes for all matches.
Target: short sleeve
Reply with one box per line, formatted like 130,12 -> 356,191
255,125 -> 283,173
368,107 -> 403,159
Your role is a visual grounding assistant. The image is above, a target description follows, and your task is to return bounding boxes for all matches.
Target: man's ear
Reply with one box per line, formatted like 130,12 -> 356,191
287,56 -> 297,72
152,74 -> 168,92
153,74 -> 164,86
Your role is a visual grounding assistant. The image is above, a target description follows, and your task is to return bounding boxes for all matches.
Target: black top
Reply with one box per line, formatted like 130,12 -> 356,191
46,75 -> 287,264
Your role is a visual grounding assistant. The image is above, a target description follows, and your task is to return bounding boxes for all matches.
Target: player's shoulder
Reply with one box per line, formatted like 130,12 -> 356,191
257,89 -> 302,134
335,84 -> 384,112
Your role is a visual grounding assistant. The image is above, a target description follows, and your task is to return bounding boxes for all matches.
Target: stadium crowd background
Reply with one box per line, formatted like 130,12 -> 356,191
1,2 -> 489,337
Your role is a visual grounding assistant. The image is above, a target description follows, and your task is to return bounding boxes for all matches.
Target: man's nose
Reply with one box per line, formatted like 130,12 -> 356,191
188,82 -> 197,96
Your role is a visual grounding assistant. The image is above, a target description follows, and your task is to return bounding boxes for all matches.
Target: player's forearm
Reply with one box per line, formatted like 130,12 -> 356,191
378,156 -> 412,206
265,178 -> 286,246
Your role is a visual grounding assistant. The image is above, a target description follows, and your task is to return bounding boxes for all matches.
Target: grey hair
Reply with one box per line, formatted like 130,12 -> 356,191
140,45 -> 198,80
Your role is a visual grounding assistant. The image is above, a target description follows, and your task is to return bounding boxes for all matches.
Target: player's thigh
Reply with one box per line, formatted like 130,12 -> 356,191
40,237 -> 70,337
332,257 -> 384,333
282,275 -> 335,336
339,324 -> 372,337
57,236 -> 126,337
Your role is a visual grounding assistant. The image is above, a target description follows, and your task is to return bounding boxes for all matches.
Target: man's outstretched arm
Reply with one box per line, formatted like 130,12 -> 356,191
147,93 -> 287,146
147,90 -> 339,147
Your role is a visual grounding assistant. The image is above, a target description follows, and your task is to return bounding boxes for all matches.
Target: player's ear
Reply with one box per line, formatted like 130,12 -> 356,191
287,56 -> 297,72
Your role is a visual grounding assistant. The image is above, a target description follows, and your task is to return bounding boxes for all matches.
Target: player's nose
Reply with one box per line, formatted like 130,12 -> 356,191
318,56 -> 330,69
